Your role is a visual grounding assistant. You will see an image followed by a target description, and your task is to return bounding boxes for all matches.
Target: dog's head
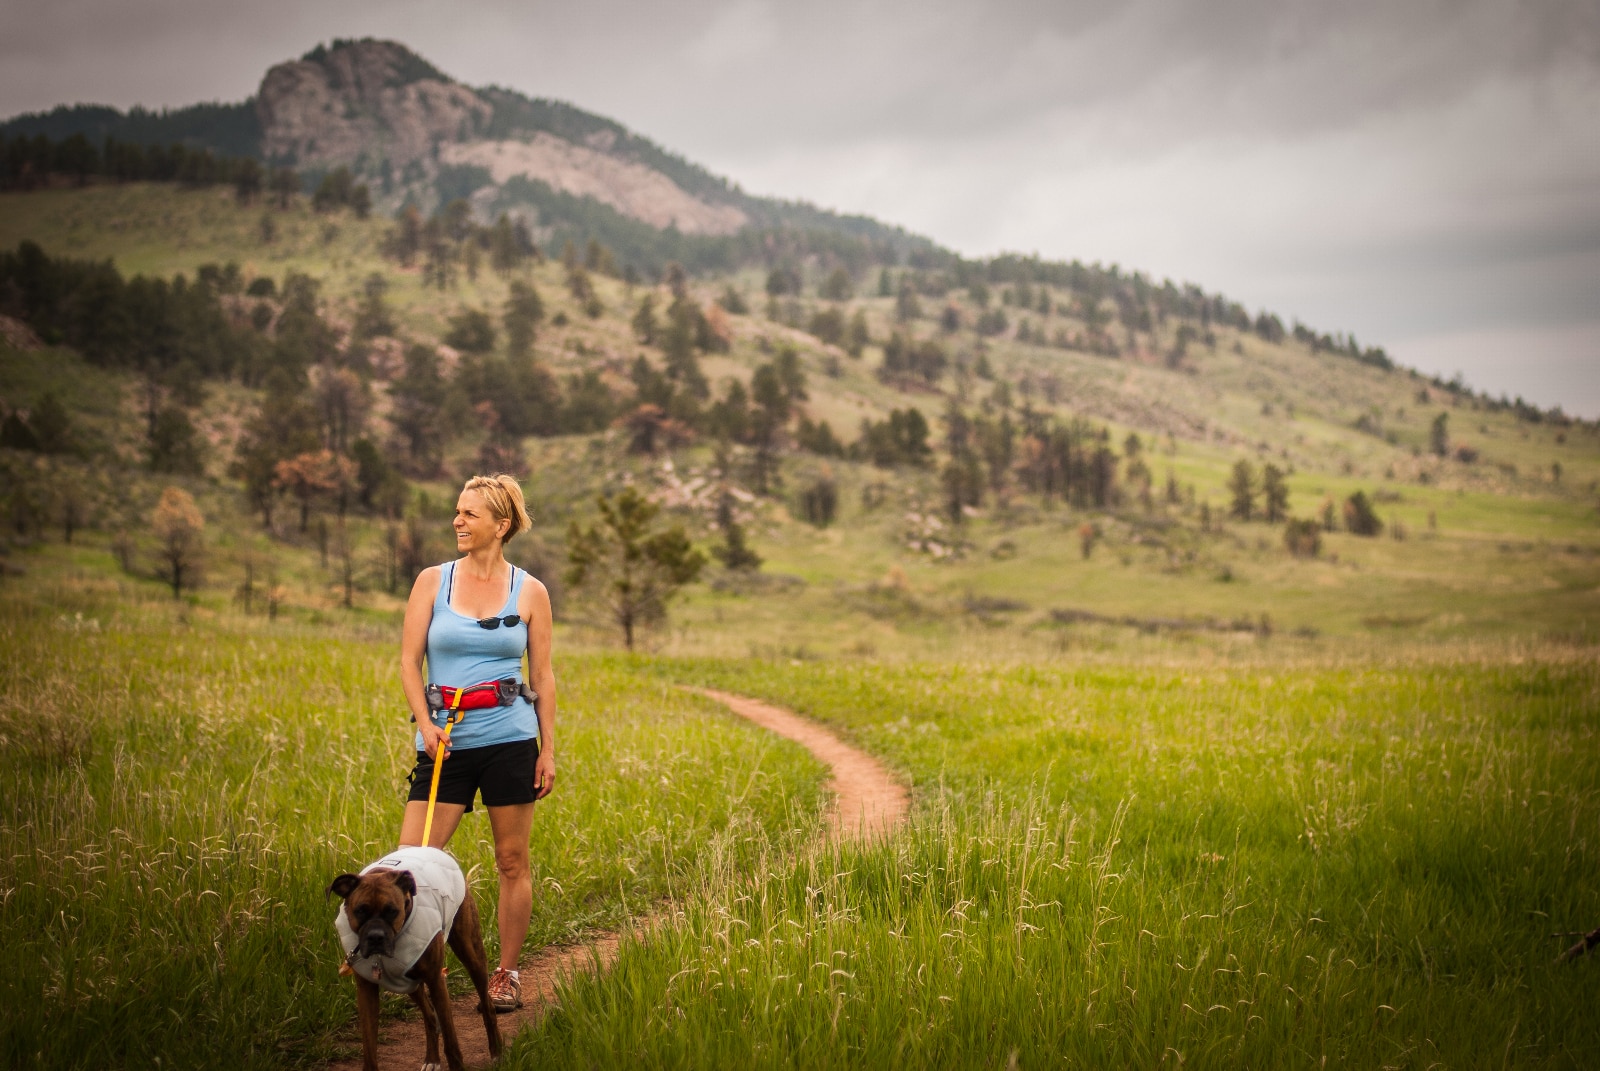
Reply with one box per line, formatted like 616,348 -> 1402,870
328,868 -> 417,959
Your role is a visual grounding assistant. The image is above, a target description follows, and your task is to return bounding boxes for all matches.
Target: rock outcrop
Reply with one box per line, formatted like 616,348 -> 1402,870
257,39 -> 489,171
255,38 -> 748,237
440,136 -> 747,236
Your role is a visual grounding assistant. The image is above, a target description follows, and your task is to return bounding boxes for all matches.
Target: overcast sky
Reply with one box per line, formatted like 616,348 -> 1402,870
4,0 -> 1597,415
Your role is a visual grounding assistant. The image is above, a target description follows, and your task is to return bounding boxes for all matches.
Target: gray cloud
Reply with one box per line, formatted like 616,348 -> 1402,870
1,0 -> 1596,412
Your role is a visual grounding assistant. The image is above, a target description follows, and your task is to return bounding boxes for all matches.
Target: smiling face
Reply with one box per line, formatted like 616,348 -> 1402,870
453,489 -> 509,552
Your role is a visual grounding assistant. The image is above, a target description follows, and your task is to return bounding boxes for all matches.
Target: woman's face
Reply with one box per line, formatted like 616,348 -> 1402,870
454,489 -> 508,551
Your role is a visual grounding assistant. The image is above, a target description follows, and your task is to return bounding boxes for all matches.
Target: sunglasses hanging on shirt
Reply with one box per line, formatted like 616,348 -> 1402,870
477,615 -> 522,630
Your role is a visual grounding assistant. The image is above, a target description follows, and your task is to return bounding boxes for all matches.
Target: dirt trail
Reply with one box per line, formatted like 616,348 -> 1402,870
328,688 -> 908,1069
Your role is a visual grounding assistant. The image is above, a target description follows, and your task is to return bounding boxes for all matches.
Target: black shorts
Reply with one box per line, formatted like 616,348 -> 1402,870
406,737 -> 540,812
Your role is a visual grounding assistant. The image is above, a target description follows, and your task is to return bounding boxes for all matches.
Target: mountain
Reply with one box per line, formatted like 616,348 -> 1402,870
1,38 -> 933,275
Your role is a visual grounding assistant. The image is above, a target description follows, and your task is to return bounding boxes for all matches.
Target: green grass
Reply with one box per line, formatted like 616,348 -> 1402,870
0,562 -> 827,1069
504,656 -> 1600,1068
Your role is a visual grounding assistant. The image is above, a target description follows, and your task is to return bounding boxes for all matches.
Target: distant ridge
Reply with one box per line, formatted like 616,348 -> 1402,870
1,38 -> 1495,391
0,38 -> 935,273
0,101 -> 261,159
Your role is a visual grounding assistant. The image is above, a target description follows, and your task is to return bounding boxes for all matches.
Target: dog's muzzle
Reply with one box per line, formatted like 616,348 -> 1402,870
359,921 -> 397,957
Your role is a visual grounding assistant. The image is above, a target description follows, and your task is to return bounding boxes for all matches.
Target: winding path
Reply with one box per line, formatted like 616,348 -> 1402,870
329,688 -> 908,1070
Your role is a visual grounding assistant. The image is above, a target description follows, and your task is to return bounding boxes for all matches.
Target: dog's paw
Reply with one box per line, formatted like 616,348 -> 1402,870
420,1063 -> 443,1071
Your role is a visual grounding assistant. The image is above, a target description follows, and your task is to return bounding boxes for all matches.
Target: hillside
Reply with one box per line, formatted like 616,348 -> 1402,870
1,38 -> 935,277
1,177 -> 1595,659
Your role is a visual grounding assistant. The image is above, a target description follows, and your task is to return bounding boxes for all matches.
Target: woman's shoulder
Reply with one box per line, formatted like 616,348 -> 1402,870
409,563 -> 446,599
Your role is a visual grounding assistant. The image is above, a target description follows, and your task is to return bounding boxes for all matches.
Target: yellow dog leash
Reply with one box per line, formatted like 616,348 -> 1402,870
421,688 -> 466,846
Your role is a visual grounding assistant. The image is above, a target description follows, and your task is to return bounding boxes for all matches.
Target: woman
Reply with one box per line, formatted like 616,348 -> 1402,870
398,473 -> 557,1012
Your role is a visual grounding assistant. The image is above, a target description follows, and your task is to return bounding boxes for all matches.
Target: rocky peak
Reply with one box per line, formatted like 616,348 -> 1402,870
257,38 -> 489,171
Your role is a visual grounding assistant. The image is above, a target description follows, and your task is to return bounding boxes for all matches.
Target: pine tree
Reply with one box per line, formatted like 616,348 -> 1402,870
712,490 -> 762,570
1261,463 -> 1290,522
503,279 -> 545,358
565,488 -> 705,650
1228,459 -> 1257,521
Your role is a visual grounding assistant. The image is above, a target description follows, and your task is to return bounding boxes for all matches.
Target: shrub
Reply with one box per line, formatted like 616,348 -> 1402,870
1343,491 -> 1383,537
807,307 -> 845,347
1284,517 -> 1322,557
800,475 -> 839,527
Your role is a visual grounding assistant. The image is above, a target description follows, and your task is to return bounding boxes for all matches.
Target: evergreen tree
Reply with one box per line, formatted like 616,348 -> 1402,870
565,487 -> 705,650
661,298 -> 708,398
503,279 -> 545,358
1430,411 -> 1450,457
941,452 -> 983,523
711,490 -> 762,570
234,158 -> 263,203
351,273 -> 397,343
231,370 -> 321,528
800,473 -> 840,527
1343,491 -> 1383,536
820,267 -> 853,301
1228,459 -> 1257,521
0,410 -> 39,451
846,309 -> 870,358
896,279 -> 921,323
26,393 -> 72,454
632,294 -> 659,345
269,166 -> 298,209
488,214 -> 526,274
390,344 -> 449,475
444,307 -> 496,354
719,285 -> 748,315
147,404 -> 205,475
1261,463 -> 1290,522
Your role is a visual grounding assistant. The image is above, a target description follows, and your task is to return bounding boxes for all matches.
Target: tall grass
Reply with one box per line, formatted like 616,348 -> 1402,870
508,657 -> 1600,1067
0,573 -> 825,1069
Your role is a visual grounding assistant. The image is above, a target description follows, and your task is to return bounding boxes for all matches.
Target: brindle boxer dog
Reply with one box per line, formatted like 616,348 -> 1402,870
328,865 -> 503,1071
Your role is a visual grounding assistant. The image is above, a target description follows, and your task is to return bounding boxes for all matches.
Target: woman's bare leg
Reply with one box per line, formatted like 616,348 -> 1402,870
485,802 -> 536,970
399,800 -> 468,848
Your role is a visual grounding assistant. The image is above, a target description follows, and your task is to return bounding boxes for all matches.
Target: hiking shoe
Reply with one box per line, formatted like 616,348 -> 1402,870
487,967 -> 522,1012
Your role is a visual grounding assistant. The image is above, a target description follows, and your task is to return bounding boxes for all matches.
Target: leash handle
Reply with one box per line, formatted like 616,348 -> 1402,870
420,689 -> 465,846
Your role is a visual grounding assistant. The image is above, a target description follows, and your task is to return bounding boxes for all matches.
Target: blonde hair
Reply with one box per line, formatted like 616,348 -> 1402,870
462,474 -> 532,543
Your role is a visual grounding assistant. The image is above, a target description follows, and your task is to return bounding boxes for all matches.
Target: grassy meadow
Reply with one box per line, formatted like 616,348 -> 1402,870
512,656 -> 1600,1068
0,557 -> 826,1069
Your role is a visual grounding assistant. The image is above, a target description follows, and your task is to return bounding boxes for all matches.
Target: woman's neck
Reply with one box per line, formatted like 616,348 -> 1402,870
458,545 -> 506,580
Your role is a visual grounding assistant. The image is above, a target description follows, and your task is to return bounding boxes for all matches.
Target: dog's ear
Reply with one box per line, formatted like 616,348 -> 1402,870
394,870 -> 418,897
327,874 -> 362,900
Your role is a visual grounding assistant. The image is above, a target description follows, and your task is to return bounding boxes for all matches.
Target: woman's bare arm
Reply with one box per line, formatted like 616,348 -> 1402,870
521,576 -> 557,797
401,566 -> 445,758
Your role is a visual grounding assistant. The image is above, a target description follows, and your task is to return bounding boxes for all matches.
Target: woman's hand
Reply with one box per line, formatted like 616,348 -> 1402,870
533,748 -> 556,799
419,719 -> 451,762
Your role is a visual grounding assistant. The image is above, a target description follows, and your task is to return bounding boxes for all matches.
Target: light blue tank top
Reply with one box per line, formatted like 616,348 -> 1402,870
416,560 -> 539,751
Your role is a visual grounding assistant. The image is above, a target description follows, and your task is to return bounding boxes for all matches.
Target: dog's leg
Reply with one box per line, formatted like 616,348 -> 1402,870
354,977 -> 383,1071
407,978 -> 442,1071
447,891 -> 503,1057
422,948 -> 466,1071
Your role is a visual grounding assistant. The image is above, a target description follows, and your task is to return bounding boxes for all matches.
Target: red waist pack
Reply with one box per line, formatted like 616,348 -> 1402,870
425,678 -> 537,713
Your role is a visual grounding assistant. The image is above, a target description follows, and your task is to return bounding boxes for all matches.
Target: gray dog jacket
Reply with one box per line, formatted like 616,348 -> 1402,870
335,846 -> 466,994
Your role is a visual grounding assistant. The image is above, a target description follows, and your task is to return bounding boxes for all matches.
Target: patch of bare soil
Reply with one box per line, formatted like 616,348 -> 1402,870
325,688 -> 907,1069
692,688 -> 909,840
